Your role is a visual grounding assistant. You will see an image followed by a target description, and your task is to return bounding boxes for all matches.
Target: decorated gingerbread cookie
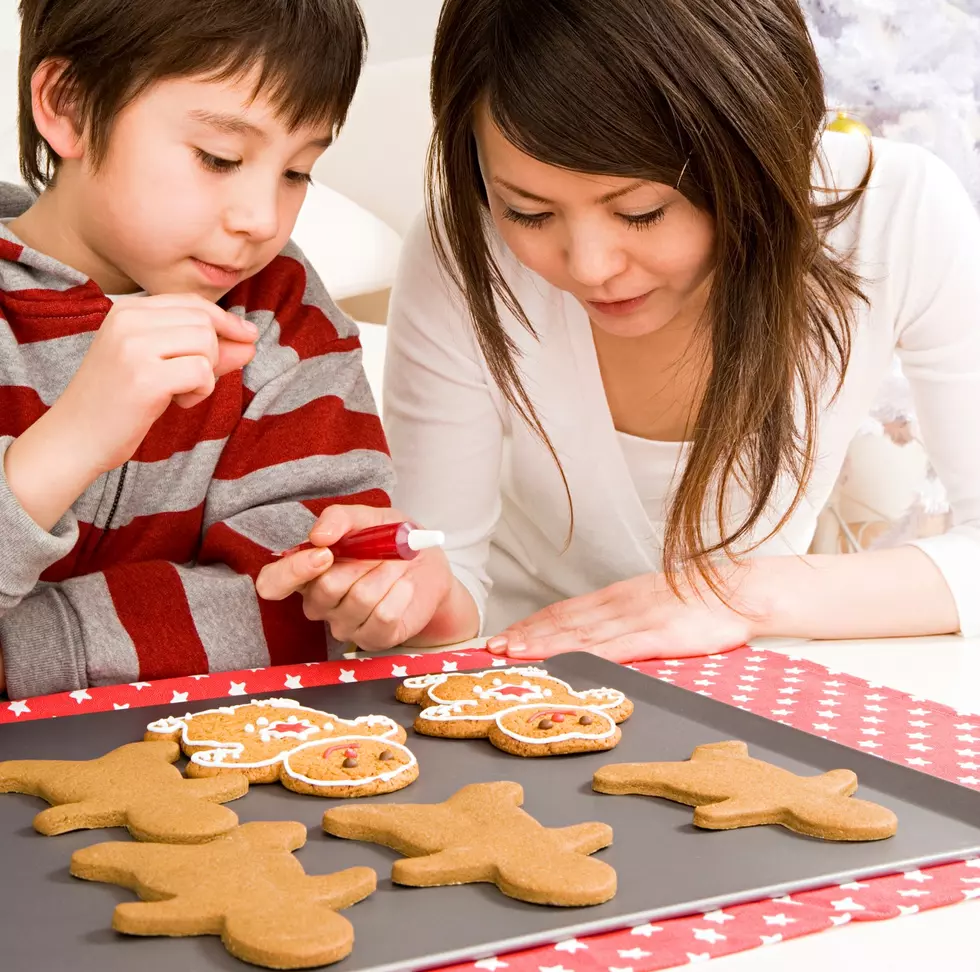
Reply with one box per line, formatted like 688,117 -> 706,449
323,780 -> 617,906
71,820 -> 377,969
0,740 -> 246,842
593,740 -> 898,841
395,666 -> 632,755
146,698 -> 418,797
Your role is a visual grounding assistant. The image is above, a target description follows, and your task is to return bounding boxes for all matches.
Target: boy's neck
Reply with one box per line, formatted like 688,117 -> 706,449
8,177 -> 138,295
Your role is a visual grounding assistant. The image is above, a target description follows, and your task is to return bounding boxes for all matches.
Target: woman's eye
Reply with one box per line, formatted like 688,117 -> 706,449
285,170 -> 314,186
622,207 -> 666,229
502,207 -> 552,229
196,150 -> 241,173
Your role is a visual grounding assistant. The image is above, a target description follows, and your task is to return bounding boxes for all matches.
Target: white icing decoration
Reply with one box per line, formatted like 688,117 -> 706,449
492,704 -> 618,745
323,722 -> 334,731
257,717 -> 269,726
281,736 -> 418,790
217,707 -> 237,715
245,725 -> 255,733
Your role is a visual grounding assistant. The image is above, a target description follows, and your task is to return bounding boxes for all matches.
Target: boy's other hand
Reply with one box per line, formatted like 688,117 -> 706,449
256,505 -> 477,651
55,294 -> 258,472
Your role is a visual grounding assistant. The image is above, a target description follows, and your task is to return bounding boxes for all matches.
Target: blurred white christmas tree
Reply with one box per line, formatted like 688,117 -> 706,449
802,0 -> 980,203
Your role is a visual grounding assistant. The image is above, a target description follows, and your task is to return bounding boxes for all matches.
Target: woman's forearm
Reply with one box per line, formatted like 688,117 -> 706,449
750,546 -> 960,640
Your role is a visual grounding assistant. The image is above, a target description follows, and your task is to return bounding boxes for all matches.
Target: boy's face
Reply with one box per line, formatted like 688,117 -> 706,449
73,72 -> 334,299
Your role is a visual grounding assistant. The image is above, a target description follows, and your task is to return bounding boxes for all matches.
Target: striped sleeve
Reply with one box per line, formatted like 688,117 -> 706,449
0,247 -> 394,699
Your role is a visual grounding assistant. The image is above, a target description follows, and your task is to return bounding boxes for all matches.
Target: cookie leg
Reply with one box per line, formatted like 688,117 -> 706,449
495,851 -> 618,906
223,899 -> 356,969
114,897 -> 222,937
34,800 -> 120,835
391,847 -> 489,887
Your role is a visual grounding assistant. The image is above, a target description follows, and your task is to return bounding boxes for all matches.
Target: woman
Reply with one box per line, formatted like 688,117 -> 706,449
258,0 -> 980,663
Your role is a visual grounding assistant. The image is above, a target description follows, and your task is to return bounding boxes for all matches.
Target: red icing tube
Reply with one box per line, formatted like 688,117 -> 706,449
276,522 -> 445,562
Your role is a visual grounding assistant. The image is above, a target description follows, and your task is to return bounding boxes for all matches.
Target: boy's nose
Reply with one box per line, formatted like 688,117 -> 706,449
226,192 -> 280,243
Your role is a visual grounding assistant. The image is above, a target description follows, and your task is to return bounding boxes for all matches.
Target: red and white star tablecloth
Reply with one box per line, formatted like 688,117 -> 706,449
3,645 -> 979,970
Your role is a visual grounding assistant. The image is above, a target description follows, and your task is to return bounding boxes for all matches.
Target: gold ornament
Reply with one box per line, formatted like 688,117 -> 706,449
826,111 -> 872,137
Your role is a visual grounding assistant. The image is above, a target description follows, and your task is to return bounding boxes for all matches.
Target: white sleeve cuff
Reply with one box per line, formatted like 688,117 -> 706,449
907,531 -> 980,636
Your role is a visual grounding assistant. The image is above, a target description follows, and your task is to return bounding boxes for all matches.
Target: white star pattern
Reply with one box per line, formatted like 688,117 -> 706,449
770,895 -> 801,906
7,700 -> 30,716
831,897 -> 864,911
898,905 -> 919,916
554,940 -> 588,954
895,889 -> 930,898
538,966 -> 573,972
908,720 -> 932,728
865,704 -> 887,713
771,709 -> 792,716
693,680 -> 715,687
958,734 -> 979,743
818,699 -> 841,707
702,910 -> 734,924
686,955 -> 710,964
170,691 -> 189,704
812,723 -> 836,732
866,694 -> 887,701
957,749 -> 980,757
839,882 -> 869,890
228,682 -> 248,696
823,689 -> 844,696
861,716 -> 884,724
130,682 -> 151,690
692,929 -> 726,944
955,723 -> 978,730
960,762 -> 980,770
958,776 -> 980,785
782,677 -> 803,684
474,960 -> 508,971
617,948 -> 651,959
630,924 -> 662,937
607,967 -> 632,972
861,728 -> 884,736
858,741 -> 882,748
966,859 -> 980,868
816,711 -> 840,719
69,690 -> 92,703
744,665 -> 764,671
339,670 -> 357,683
762,913 -> 796,927
760,934 -> 783,946
392,665 -> 408,678
113,703 -> 130,710
284,674 -> 303,689
907,732 -> 931,739
963,888 -> 980,900
903,870 -> 933,883
777,687 -> 800,695
740,674 -> 760,682
442,661 -> 459,672
906,757 -> 931,766
731,695 -> 752,703
824,680 -> 844,687
907,707 -> 932,715
190,674 -> 210,680
908,744 -> 933,752
662,660 -> 682,666
829,913 -> 852,925
491,658 -> 510,667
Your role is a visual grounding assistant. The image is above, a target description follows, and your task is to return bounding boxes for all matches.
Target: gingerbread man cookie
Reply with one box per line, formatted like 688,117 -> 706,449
0,740 -> 246,842
71,821 -> 376,969
593,740 -> 898,841
323,780 -> 617,906
396,666 -> 633,755
146,698 -> 418,797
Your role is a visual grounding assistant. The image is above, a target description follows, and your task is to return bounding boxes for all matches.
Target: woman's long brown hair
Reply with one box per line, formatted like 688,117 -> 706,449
427,0 -> 871,599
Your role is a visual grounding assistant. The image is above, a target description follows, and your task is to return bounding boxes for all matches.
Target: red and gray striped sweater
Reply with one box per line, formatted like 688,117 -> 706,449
0,184 -> 393,700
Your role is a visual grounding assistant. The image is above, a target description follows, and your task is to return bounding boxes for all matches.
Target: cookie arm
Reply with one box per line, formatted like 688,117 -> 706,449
392,847 -> 490,887
0,759 -> 59,796
34,800 -> 120,835
306,866 -> 377,909
114,898 -> 221,937
552,821 -> 614,855
177,773 -> 250,803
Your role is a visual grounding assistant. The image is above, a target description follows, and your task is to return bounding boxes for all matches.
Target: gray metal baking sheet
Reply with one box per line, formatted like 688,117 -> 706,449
2,651 -> 980,972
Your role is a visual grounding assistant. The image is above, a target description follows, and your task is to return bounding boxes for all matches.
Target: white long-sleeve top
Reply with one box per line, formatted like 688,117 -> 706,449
384,132 -> 980,637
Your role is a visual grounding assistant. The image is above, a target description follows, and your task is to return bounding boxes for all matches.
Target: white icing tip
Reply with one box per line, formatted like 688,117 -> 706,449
407,529 -> 445,551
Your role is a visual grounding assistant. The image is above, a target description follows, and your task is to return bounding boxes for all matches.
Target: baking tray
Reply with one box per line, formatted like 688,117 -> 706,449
2,651 -> 980,972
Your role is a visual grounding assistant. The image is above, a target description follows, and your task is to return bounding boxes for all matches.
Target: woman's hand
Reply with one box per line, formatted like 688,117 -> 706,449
255,505 -> 479,651
486,568 -> 768,662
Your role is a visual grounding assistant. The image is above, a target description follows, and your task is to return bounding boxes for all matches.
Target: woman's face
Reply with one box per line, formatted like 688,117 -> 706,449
475,108 -> 716,338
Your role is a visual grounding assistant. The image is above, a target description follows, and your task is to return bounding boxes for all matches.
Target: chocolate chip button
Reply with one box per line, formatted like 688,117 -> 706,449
538,719 -> 553,730
579,714 -> 593,725
342,757 -> 358,768
379,749 -> 394,761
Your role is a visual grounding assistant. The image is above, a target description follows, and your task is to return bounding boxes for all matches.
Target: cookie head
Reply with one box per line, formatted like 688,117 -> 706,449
490,705 -> 621,756
282,737 -> 419,797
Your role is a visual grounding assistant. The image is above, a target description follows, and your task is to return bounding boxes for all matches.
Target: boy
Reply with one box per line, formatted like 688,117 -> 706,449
0,0 -> 393,699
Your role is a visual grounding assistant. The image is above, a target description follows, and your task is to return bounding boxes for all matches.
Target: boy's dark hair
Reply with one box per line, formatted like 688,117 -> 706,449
17,0 -> 367,192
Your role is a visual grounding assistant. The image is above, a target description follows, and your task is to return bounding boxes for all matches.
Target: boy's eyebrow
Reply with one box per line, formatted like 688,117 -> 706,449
188,110 -> 333,148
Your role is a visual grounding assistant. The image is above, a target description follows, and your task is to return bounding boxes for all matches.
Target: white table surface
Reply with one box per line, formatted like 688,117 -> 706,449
353,634 -> 980,970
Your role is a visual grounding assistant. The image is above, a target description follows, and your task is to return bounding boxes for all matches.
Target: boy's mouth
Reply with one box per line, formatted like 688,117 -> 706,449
191,258 -> 246,288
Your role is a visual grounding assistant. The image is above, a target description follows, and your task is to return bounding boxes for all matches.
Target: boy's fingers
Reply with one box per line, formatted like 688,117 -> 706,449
256,547 -> 334,600
135,294 -> 259,344
310,504 -> 396,546
214,338 -> 257,377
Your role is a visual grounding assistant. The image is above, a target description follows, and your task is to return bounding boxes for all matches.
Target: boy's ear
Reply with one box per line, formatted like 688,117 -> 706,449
31,59 -> 86,164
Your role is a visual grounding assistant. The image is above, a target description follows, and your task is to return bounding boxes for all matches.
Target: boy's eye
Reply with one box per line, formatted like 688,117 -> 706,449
502,207 -> 551,229
196,150 -> 241,173
285,171 -> 314,187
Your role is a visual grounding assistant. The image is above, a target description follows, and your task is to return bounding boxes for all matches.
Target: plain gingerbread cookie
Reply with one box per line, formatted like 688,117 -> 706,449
71,820 -> 377,970
396,666 -> 633,756
593,740 -> 898,841
323,780 -> 617,906
0,740 -> 246,842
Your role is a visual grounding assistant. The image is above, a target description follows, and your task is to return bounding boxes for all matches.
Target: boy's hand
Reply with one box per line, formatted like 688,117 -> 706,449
3,294 -> 258,532
256,506 -> 479,651
55,294 -> 259,471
